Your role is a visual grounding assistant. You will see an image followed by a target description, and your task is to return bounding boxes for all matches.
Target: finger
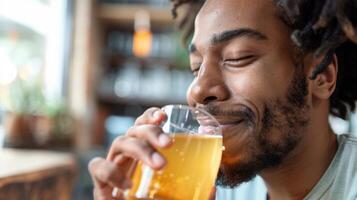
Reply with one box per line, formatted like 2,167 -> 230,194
111,187 -> 126,200
93,186 -> 114,200
112,155 -> 138,183
127,125 -> 172,149
109,124 -> 168,166
209,186 -> 217,200
88,157 -> 131,189
93,187 -> 125,200
106,137 -> 166,170
135,107 -> 167,126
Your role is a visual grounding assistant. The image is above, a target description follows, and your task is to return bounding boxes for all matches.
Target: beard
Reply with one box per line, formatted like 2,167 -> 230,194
207,66 -> 310,188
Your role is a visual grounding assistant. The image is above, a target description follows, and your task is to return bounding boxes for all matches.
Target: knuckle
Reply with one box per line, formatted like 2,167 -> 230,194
126,139 -> 151,156
137,140 -> 154,155
127,125 -> 161,138
146,124 -> 161,131
112,136 -> 127,146
88,157 -> 103,173
111,137 -> 154,163
137,125 -> 159,137
126,126 -> 137,136
135,107 -> 163,125
98,164 -> 115,182
134,116 -> 145,124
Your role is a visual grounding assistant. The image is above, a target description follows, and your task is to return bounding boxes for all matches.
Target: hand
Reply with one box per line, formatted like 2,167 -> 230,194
88,108 -> 171,200
209,187 -> 217,200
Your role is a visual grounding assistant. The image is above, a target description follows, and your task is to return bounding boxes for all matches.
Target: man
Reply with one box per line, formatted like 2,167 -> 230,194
89,0 -> 357,199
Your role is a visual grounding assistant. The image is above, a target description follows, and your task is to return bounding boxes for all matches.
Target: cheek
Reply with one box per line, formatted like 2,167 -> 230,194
224,67 -> 289,105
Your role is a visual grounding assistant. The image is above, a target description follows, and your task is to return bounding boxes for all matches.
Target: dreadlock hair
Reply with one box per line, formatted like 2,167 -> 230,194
171,0 -> 357,120
170,0 -> 203,44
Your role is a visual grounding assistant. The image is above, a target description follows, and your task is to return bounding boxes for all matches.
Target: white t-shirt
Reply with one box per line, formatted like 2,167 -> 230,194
216,134 -> 357,200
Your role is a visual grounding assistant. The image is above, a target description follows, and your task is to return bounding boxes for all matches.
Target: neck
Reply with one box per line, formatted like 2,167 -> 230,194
261,112 -> 338,200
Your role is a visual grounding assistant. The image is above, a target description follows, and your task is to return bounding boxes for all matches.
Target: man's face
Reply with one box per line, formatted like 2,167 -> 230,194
187,0 -> 311,187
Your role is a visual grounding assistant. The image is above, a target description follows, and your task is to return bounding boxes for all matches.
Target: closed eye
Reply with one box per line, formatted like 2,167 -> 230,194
224,55 -> 256,67
190,63 -> 201,76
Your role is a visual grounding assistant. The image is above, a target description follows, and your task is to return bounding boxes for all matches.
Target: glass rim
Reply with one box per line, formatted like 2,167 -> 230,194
161,104 -> 222,135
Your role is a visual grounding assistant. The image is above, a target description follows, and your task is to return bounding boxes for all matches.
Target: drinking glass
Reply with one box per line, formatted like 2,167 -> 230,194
126,104 -> 223,200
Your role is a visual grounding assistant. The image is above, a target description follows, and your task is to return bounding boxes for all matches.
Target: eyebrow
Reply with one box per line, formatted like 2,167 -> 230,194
189,28 -> 268,53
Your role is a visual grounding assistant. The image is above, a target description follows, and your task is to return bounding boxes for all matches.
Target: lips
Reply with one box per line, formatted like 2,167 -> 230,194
210,117 -> 244,130
207,118 -> 244,140
197,115 -> 240,124
219,119 -> 244,130
219,121 -> 243,128
196,115 -> 245,135
215,117 -> 244,126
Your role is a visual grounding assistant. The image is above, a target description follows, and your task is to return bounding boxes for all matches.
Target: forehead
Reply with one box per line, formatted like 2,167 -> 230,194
192,0 -> 287,45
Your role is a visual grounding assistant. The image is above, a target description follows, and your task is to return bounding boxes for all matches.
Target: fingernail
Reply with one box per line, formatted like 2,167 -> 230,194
159,134 -> 171,147
151,152 -> 165,167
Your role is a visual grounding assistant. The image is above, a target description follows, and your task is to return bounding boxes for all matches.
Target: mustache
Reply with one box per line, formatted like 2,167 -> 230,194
197,103 -> 256,124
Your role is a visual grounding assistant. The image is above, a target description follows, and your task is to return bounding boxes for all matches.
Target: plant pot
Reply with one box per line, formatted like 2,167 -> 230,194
3,112 -> 36,148
33,115 -> 53,147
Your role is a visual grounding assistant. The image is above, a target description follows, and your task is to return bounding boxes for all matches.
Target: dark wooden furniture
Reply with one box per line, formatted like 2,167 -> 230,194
0,148 -> 77,200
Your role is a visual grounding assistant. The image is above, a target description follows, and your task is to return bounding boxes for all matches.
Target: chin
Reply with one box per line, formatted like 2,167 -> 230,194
217,154 -> 261,188
221,127 -> 257,164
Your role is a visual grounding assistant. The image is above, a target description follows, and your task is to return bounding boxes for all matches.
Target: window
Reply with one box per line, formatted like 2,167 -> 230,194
0,0 -> 71,111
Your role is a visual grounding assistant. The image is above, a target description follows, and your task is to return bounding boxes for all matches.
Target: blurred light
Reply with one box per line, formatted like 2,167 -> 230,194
133,10 -> 152,58
18,65 -> 31,80
105,116 -> 134,136
0,51 -> 17,85
8,30 -> 20,44
0,0 -> 49,35
133,30 -> 152,57
105,115 -> 135,145
18,58 -> 42,81
0,0 -> 67,105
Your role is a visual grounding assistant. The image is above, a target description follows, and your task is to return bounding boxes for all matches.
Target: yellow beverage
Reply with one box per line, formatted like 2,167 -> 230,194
127,134 -> 222,200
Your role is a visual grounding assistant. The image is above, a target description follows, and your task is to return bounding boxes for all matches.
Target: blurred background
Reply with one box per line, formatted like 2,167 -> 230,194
0,0 -> 355,200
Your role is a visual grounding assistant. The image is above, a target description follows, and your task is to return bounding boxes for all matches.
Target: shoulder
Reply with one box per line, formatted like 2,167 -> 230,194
333,133 -> 357,199
336,133 -> 357,168
338,133 -> 357,147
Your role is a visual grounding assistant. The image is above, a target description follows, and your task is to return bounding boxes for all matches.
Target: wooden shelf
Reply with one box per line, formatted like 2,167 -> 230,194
97,91 -> 187,107
72,1 -> 190,147
98,4 -> 174,26
106,54 -> 187,69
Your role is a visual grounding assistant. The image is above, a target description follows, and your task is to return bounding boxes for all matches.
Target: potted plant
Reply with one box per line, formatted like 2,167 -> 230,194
2,79 -> 74,148
3,79 -> 44,148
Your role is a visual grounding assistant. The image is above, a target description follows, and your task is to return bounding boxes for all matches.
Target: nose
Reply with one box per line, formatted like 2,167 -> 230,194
187,62 -> 230,106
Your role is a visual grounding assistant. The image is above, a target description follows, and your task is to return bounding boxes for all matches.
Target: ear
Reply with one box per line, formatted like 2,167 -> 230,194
311,54 -> 338,100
